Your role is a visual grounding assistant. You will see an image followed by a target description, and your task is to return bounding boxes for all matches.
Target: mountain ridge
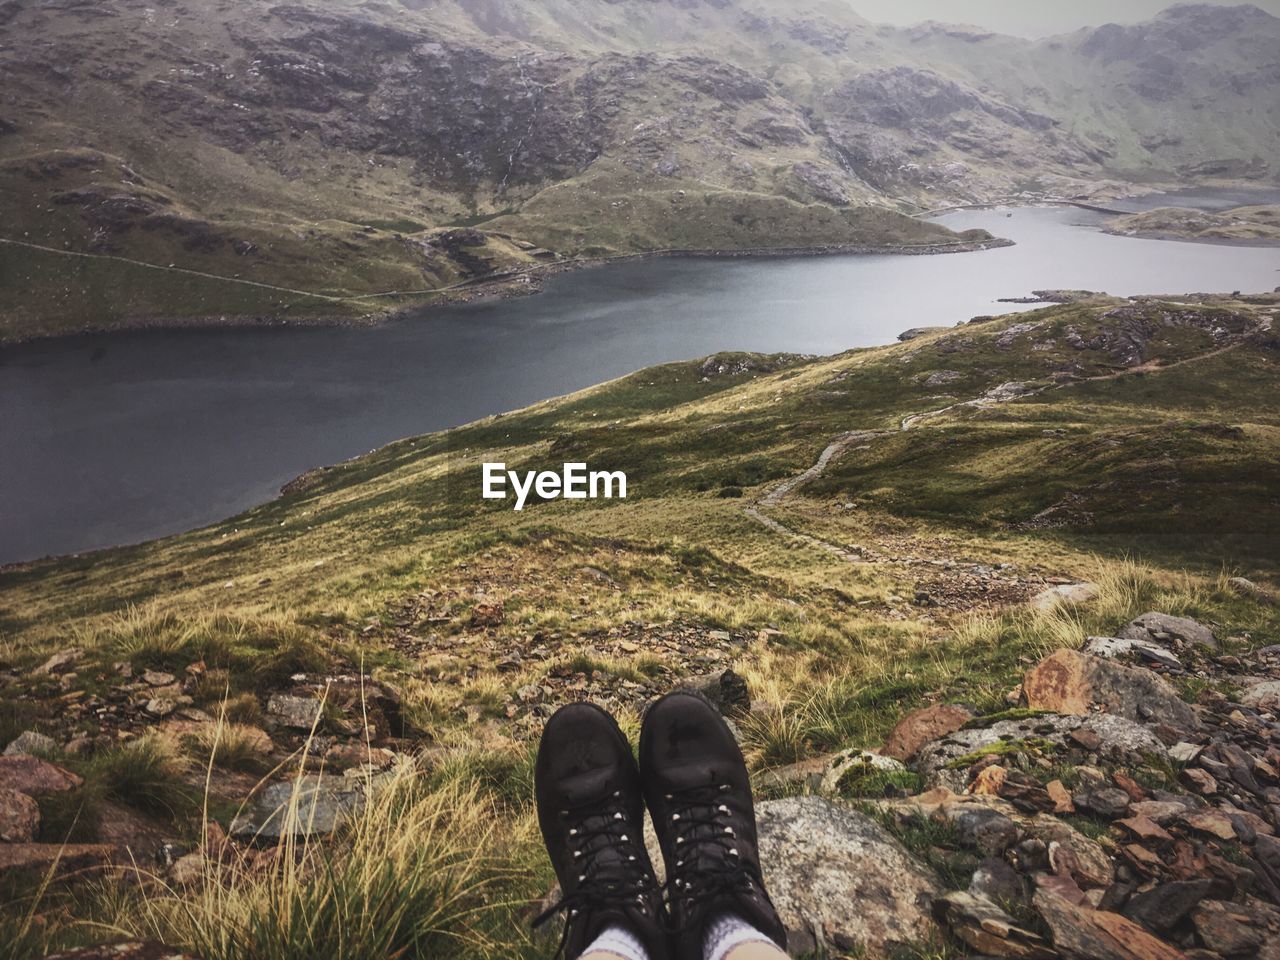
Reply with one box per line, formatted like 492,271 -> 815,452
1,1 -> 1277,339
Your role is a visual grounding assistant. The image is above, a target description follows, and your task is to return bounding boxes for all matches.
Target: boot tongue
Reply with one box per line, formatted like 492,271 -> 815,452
656,762 -> 724,793
558,765 -> 618,805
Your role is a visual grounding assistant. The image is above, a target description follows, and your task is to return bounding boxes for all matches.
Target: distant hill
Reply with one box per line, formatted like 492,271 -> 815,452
1,1 -> 1277,338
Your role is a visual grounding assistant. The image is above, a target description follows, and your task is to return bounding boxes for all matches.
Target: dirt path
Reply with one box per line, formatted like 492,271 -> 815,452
743,332 -> 1259,561
0,236 -> 513,306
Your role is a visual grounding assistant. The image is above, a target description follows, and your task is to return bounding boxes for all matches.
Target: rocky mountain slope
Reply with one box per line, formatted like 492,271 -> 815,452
1,291 -> 1278,956
1,1 -> 1278,338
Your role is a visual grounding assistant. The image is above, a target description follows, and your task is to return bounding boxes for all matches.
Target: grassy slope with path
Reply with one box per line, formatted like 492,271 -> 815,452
2,294 -> 1280,955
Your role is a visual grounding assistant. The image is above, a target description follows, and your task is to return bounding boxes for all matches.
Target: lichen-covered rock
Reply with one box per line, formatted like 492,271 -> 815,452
755,797 -> 940,956
818,749 -> 907,795
229,772 -> 395,842
1020,649 -> 1198,730
1241,680 -> 1280,711
915,712 -> 1168,792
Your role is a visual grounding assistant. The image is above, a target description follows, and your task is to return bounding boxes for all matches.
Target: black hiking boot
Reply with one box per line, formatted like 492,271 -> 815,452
534,702 -> 667,959
639,691 -> 787,960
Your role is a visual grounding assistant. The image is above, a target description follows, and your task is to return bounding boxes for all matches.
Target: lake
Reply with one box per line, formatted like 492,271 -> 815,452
2,203 -> 1278,564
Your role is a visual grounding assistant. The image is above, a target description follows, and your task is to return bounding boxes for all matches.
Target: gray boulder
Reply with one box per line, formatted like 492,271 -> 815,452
230,773 -> 389,842
1118,612 -> 1219,651
1082,636 -> 1182,670
1031,582 -> 1099,612
755,797 -> 940,956
266,693 -> 324,731
3,730 -> 58,757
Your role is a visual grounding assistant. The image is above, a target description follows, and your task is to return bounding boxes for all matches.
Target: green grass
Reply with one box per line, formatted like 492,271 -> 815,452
2,297 -> 1279,956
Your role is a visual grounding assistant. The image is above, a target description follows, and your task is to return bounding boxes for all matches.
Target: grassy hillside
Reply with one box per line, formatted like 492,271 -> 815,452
2,293 -> 1279,955
2,1 -> 1277,339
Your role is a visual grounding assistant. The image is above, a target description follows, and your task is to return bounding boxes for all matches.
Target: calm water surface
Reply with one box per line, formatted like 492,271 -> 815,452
2,204 -> 1278,563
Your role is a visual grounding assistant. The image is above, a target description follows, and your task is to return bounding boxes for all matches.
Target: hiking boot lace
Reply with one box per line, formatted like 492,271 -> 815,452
532,789 -> 652,955
660,783 -> 765,931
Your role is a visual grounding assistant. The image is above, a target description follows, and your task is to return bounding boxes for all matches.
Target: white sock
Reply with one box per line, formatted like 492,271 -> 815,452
703,913 -> 777,960
581,923 -> 649,960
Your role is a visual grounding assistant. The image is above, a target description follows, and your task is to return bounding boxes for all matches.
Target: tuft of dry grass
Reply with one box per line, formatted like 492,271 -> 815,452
124,770 -> 527,960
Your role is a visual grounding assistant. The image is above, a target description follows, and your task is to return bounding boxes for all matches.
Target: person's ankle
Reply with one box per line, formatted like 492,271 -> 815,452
580,922 -> 650,960
704,912 -> 780,960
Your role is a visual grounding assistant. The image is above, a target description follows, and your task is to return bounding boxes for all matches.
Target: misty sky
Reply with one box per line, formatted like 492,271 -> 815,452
849,0 -> 1280,37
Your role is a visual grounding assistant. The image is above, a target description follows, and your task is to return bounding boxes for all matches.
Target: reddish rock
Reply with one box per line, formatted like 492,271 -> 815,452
1046,780 -> 1075,814
1034,886 -> 1188,960
882,703 -> 975,761
1180,768 -> 1217,795
1021,649 -> 1198,730
969,764 -> 1007,796
1180,810 -> 1235,841
1123,843 -> 1166,874
0,755 -> 83,795
324,743 -> 396,770
1116,815 -> 1174,843
470,602 -> 504,628
1113,772 -> 1148,803
96,801 -> 175,862
1191,900 -> 1265,956
0,842 -> 114,877
0,787 -> 40,842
